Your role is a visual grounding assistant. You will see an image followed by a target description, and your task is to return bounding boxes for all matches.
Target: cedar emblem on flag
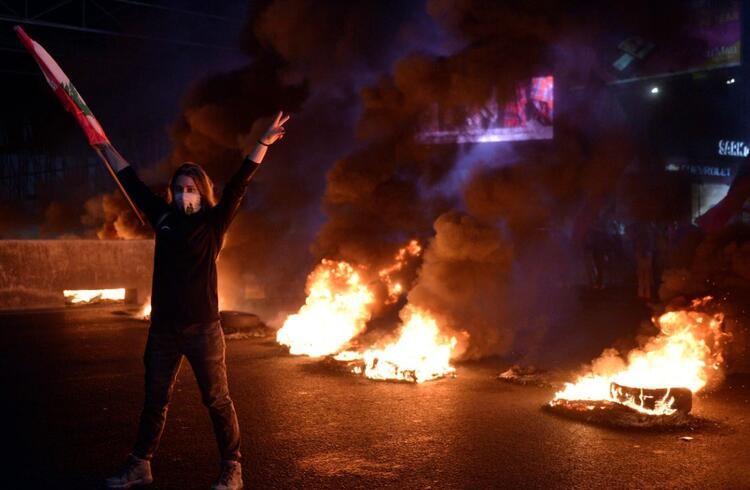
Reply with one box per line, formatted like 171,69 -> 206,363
14,25 -> 110,146
14,25 -> 145,225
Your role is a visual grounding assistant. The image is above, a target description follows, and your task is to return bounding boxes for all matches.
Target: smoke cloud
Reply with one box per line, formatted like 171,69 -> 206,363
12,0 -> 734,363
312,0 -> 700,360
406,211 -> 514,358
81,191 -> 152,240
160,0 -> 435,319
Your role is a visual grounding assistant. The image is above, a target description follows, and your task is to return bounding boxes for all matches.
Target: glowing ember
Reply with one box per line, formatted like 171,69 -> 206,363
64,288 -> 127,304
335,305 -> 458,383
378,240 -> 422,304
140,297 -> 152,320
276,260 -> 375,357
551,297 -> 728,415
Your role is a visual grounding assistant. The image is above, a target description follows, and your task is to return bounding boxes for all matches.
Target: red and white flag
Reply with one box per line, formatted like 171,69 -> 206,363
14,25 -> 110,146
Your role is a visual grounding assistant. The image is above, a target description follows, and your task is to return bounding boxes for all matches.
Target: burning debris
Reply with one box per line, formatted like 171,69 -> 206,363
334,305 -> 458,383
276,240 -> 423,357
139,298 -> 152,321
610,383 -> 692,414
548,297 -> 730,426
545,399 -> 702,429
276,259 -> 375,357
378,240 -> 422,304
276,240 -> 461,383
63,288 -> 127,305
497,365 -> 553,388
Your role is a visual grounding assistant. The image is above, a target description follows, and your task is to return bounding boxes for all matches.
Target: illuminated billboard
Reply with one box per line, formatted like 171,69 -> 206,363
417,76 -> 554,144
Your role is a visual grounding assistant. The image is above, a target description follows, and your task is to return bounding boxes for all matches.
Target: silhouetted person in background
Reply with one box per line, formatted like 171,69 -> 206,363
584,225 -> 609,290
634,222 -> 655,301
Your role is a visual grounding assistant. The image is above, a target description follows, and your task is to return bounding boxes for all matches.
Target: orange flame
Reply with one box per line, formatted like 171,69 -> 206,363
276,260 -> 375,357
140,297 -> 152,320
276,240 -> 422,357
551,297 -> 728,415
276,240 -> 460,381
63,288 -> 126,304
378,240 -> 422,304
335,305 -> 458,383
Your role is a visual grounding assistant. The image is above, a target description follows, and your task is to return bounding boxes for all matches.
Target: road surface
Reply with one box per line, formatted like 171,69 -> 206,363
1,306 -> 749,489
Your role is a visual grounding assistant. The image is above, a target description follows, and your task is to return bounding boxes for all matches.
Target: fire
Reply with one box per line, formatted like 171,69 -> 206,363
140,297 -> 152,320
276,260 -> 375,357
551,297 -> 728,415
276,240 -> 459,382
335,305 -> 458,383
378,240 -> 422,304
276,240 -> 422,357
64,288 -> 126,304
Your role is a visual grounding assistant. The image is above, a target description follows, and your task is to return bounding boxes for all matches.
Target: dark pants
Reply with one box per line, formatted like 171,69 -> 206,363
133,321 -> 241,462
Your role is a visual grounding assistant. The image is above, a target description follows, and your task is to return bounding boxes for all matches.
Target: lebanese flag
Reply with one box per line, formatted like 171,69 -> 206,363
14,26 -> 110,146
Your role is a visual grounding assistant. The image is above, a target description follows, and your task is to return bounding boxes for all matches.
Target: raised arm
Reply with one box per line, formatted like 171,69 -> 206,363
214,111 -> 290,234
245,111 -> 289,165
97,142 -> 169,228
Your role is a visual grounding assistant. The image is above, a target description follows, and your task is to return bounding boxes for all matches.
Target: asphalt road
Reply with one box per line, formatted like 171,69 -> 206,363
1,306 -> 749,489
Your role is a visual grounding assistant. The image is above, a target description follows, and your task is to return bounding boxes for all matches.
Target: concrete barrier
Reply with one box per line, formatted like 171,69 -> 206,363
0,240 -> 154,310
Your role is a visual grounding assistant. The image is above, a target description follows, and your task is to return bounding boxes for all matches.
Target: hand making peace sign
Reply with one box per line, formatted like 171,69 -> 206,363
259,111 -> 291,146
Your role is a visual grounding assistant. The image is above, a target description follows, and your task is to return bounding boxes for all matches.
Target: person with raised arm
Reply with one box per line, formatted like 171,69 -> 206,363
104,112 -> 290,490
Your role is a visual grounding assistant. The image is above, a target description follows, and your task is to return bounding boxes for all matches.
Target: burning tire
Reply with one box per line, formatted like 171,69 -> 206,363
219,311 -> 270,337
610,382 -> 692,415
544,398 -> 700,429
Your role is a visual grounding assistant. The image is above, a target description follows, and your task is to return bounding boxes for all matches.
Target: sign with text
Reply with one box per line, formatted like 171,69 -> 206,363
717,139 -> 749,157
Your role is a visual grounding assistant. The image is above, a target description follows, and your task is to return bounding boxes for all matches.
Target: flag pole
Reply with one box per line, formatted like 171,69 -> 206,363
14,25 -> 145,226
93,146 -> 146,226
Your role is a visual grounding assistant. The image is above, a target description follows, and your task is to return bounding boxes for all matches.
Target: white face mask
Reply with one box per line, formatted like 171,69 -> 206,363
174,192 -> 201,215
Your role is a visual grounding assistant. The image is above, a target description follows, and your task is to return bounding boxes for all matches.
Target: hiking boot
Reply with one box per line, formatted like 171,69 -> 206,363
104,454 -> 153,489
211,460 -> 243,490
